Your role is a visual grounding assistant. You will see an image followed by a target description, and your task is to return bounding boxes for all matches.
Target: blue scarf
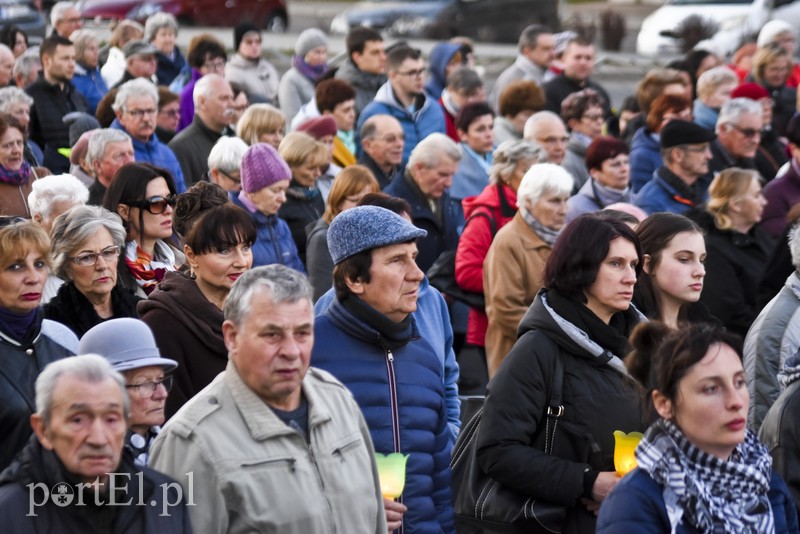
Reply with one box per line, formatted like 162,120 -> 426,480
0,306 -> 39,342
292,55 -> 327,82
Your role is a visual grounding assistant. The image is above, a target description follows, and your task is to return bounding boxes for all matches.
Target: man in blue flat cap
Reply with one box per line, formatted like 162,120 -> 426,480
313,205 -> 456,533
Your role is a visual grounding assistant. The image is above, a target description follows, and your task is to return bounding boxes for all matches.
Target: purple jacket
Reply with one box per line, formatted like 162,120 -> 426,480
178,69 -> 203,132
761,160 -> 800,239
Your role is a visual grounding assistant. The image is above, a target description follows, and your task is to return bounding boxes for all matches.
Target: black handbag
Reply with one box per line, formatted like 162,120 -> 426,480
451,351 -> 567,534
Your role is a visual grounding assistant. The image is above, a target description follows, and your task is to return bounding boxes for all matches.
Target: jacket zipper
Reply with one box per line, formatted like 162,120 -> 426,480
385,349 -> 404,534
304,424 -> 337,533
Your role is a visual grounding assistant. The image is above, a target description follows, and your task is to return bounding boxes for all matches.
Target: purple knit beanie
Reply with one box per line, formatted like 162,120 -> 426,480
240,143 -> 291,193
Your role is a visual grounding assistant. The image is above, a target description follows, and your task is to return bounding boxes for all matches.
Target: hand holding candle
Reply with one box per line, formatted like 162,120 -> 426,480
613,431 -> 644,477
375,452 -> 409,499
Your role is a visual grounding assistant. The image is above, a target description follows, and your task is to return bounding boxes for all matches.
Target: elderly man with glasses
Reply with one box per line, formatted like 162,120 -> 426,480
111,78 -> 186,192
710,97 -> 764,177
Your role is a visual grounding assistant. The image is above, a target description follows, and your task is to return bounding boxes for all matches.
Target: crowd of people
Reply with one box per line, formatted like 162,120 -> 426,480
2,2 -> 800,532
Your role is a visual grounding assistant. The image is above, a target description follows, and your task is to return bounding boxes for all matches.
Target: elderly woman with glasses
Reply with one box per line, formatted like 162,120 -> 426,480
80,318 -> 178,466
103,162 -> 181,297
44,205 -> 141,337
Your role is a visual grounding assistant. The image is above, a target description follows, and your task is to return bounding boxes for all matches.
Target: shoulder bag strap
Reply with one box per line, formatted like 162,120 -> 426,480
542,336 -> 565,455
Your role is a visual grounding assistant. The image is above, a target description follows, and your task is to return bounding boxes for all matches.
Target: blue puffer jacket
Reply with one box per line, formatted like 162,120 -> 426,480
110,119 -> 186,193
357,81 -> 446,165
71,63 -> 108,115
312,296 -> 455,534
230,192 -> 305,272
629,127 -> 662,193
597,467 -> 799,533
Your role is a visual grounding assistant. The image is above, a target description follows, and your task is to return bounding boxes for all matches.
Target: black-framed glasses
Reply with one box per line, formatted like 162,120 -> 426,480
128,195 -> 177,215
219,169 -> 241,184
68,245 -> 120,267
125,376 -> 173,397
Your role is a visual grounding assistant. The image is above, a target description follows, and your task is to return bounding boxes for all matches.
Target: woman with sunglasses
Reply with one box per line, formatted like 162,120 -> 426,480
103,163 -> 181,297
44,205 -> 141,337
140,196 -> 256,417
79,318 -> 178,466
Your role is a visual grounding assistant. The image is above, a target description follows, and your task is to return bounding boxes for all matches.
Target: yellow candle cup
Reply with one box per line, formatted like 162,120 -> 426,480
613,431 -> 644,477
375,452 -> 409,499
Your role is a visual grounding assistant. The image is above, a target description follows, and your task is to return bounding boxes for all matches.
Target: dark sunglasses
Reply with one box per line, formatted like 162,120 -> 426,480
128,195 -> 177,215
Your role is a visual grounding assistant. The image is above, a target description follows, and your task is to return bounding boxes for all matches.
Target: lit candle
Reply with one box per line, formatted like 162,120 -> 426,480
375,453 -> 409,499
613,431 -> 644,477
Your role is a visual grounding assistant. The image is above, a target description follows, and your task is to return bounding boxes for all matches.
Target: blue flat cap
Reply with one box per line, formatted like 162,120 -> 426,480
328,206 -> 427,265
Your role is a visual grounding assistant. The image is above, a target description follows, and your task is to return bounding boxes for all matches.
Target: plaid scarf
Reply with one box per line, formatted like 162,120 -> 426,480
636,418 -> 775,534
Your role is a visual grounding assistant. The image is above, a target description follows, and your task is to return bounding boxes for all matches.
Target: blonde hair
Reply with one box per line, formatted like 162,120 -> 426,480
706,167 -> 760,230
236,104 -> 285,145
0,219 -> 51,271
278,132 -> 328,169
751,43 -> 790,86
322,165 -> 380,224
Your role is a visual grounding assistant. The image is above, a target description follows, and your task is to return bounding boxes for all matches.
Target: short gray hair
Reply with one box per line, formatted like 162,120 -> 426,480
13,52 -> 40,84
144,12 -> 178,43
446,67 -> 483,95
696,66 -> 738,101
50,205 -> 126,279
523,110 -> 564,139
86,128 -> 132,170
113,78 -> 158,113
208,136 -> 248,174
716,97 -> 762,134
36,354 -> 129,424
408,132 -> 461,170
69,29 -> 97,62
28,174 -> 89,221
489,139 -> 548,184
193,73 -> 226,108
516,163 -> 574,211
790,224 -> 800,270
50,1 -> 76,27
224,265 -> 313,327
0,85 -> 32,113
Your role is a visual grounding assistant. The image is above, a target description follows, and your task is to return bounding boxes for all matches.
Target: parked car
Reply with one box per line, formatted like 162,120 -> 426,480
330,0 -> 561,44
75,0 -> 288,31
1,0 -> 45,43
636,0 -> 800,57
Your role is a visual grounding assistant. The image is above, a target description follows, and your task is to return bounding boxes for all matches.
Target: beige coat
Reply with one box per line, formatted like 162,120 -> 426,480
150,361 -> 387,534
483,212 -> 552,376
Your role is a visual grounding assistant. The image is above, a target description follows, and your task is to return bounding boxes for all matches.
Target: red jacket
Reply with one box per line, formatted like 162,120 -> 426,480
455,183 -> 517,346
439,96 -> 459,142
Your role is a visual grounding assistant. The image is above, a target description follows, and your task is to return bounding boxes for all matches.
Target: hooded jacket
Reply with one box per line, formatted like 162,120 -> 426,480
0,436 -> 193,533
0,318 -> 77,472
137,270 -> 227,418
455,183 -> 517,346
230,192 -> 305,272
110,119 -> 186,193
629,127 -> 662,193
357,81 -> 446,165
476,289 -> 644,533
423,42 -> 462,100
334,60 -> 387,117
312,296 -> 456,533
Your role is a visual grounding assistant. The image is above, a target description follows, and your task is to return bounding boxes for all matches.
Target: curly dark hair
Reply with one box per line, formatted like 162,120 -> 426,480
173,181 -> 229,238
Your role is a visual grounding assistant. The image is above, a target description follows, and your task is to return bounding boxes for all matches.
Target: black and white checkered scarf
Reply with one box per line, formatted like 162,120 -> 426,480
636,418 -> 775,533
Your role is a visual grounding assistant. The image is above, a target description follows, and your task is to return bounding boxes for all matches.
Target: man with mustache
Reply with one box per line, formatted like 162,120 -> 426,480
169,74 -> 235,187
110,78 -> 186,193
0,354 -> 192,531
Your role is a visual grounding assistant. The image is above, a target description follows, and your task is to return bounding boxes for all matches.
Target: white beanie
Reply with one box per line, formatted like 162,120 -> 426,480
757,20 -> 795,48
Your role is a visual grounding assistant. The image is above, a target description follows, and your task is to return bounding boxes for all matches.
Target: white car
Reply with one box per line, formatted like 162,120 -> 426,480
636,0 -> 800,57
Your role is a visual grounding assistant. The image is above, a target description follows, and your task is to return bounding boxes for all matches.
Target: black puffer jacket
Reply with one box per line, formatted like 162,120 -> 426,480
476,289 -> 644,534
0,435 -> 193,533
0,317 -> 77,472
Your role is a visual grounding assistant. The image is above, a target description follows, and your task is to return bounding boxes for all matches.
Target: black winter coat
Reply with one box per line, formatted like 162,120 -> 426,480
760,376 -> 800,518
476,290 -> 644,534
0,318 -> 77,471
277,181 -> 324,267
0,436 -> 193,533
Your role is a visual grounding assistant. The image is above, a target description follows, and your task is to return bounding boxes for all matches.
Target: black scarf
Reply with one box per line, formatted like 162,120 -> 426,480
341,293 -> 415,351
546,289 -> 637,358
44,282 -> 141,338
658,166 -> 705,206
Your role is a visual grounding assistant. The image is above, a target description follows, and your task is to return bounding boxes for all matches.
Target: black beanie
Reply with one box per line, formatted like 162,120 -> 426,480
234,22 -> 261,52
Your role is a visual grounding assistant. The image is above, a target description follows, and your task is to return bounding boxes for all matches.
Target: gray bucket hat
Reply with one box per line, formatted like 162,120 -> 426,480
79,318 -> 178,372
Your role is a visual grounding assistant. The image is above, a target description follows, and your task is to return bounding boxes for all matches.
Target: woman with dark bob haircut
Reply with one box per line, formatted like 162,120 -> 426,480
475,213 -> 646,533
103,162 -> 180,297
599,322 -> 798,533
139,199 -> 256,417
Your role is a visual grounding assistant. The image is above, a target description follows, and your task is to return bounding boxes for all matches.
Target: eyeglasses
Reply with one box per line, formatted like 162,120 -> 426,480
128,195 -> 177,215
537,135 -> 569,145
219,169 -> 241,184
68,245 -> 120,267
125,376 -> 173,397
582,112 -> 604,122
204,59 -> 226,71
396,68 -> 425,78
127,108 -> 158,119
729,124 -> 761,138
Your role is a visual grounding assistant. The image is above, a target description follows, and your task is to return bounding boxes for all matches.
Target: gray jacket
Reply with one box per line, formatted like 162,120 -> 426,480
150,361 -> 387,534
279,67 -> 316,125
745,271 -> 800,430
225,53 -> 280,105
490,55 -> 548,110
335,60 -> 387,118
